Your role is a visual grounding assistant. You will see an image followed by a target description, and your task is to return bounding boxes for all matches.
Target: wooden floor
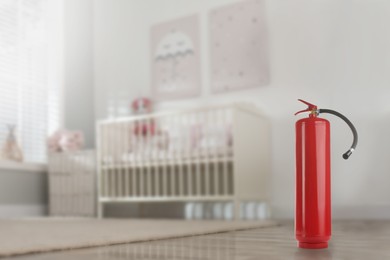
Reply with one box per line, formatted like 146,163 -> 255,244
6,220 -> 390,259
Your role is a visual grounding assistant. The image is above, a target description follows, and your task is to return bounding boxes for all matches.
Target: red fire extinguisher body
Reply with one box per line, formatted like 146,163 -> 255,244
295,115 -> 331,249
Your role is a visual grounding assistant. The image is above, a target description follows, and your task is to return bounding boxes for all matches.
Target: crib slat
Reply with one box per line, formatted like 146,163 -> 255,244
133,123 -> 139,197
118,123 -> 124,198
110,125 -> 116,198
117,123 -> 123,198
103,125 -> 108,198
224,109 -> 231,195
204,112 -> 210,197
113,125 -> 119,198
144,119 -> 149,197
171,166 -> 176,197
145,157 -> 150,197
154,165 -> 159,196
187,162 -> 192,196
179,116 -> 185,196
117,124 -> 122,198
138,119 -> 144,197
126,167 -> 130,197
107,125 -> 112,198
143,123 -> 149,198
80,153 -> 84,216
147,118 -> 152,197
196,113 -> 202,196
176,115 -> 181,196
163,116 -> 169,196
155,119 -> 162,196
118,168 -> 123,198
130,168 -> 135,197
162,164 -> 167,196
214,110 -> 220,195
107,125 -> 111,198
139,125 -> 144,197
124,122 -> 130,197
130,122 -> 135,197
168,116 -> 174,196
187,115 -> 194,196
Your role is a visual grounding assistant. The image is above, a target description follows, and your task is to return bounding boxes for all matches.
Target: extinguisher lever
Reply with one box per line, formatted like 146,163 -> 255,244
294,99 -> 318,116
318,109 -> 358,160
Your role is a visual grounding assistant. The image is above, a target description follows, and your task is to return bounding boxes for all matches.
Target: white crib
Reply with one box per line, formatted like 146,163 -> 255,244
96,104 -> 270,219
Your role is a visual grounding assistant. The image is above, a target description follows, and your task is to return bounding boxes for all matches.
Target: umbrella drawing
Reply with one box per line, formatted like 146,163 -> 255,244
155,31 -> 195,87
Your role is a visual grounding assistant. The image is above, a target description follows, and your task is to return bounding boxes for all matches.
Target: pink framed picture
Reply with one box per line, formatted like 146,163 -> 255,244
151,14 -> 201,100
209,0 -> 269,93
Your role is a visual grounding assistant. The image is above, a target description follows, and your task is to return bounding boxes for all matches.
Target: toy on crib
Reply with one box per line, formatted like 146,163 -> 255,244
1,124 -> 23,162
131,97 -> 156,136
47,129 -> 84,152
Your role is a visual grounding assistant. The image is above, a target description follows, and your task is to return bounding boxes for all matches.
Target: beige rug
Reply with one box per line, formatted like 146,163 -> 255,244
0,218 -> 276,257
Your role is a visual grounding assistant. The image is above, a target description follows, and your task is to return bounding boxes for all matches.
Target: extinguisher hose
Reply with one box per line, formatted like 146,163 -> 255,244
318,109 -> 358,160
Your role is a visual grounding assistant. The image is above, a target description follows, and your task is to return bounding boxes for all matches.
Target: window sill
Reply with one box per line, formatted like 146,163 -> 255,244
0,160 -> 47,173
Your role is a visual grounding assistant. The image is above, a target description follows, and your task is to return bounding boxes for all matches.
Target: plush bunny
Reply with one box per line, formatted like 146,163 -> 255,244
1,125 -> 23,162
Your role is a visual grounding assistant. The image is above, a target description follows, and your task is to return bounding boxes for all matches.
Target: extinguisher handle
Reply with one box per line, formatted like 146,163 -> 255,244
294,99 -> 318,115
318,109 -> 358,160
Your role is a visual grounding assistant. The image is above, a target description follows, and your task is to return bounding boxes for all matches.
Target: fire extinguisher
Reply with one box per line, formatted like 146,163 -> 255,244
295,99 -> 358,249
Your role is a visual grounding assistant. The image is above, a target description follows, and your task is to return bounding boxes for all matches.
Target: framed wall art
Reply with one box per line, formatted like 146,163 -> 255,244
151,14 -> 201,100
209,0 -> 269,94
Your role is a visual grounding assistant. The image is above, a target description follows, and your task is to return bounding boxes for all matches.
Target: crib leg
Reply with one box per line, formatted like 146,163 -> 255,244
233,200 -> 240,220
98,202 -> 104,219
139,203 -> 145,218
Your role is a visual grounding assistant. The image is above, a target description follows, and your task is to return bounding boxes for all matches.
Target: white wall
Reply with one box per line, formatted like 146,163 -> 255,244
63,0 -> 95,148
93,0 -> 390,218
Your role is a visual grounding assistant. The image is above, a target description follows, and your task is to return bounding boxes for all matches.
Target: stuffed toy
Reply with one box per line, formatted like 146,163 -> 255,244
47,129 -> 84,153
131,97 -> 155,136
131,97 -> 153,114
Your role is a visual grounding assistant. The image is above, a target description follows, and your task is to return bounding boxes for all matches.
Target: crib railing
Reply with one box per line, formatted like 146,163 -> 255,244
98,106 -> 234,200
100,161 -> 234,199
97,104 -> 270,219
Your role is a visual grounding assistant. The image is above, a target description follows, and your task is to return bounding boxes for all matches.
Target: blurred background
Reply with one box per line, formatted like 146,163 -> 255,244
1,0 -> 390,220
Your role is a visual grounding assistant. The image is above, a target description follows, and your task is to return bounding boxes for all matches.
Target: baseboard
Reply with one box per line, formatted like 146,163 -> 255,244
332,205 -> 390,219
272,205 -> 390,219
0,205 -> 47,218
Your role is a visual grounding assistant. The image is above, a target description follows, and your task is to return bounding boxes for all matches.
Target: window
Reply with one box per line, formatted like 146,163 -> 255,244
0,0 -> 61,163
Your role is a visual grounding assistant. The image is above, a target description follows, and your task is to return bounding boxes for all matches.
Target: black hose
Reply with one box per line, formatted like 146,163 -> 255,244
318,109 -> 358,160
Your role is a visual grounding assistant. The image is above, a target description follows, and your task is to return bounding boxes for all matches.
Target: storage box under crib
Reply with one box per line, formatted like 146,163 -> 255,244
48,150 -> 96,217
96,104 -> 270,219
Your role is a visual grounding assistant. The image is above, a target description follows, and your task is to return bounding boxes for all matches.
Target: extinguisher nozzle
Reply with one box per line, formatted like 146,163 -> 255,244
343,149 -> 353,160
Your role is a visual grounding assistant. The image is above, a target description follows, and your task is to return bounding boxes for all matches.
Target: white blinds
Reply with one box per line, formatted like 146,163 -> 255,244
0,0 -> 60,163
